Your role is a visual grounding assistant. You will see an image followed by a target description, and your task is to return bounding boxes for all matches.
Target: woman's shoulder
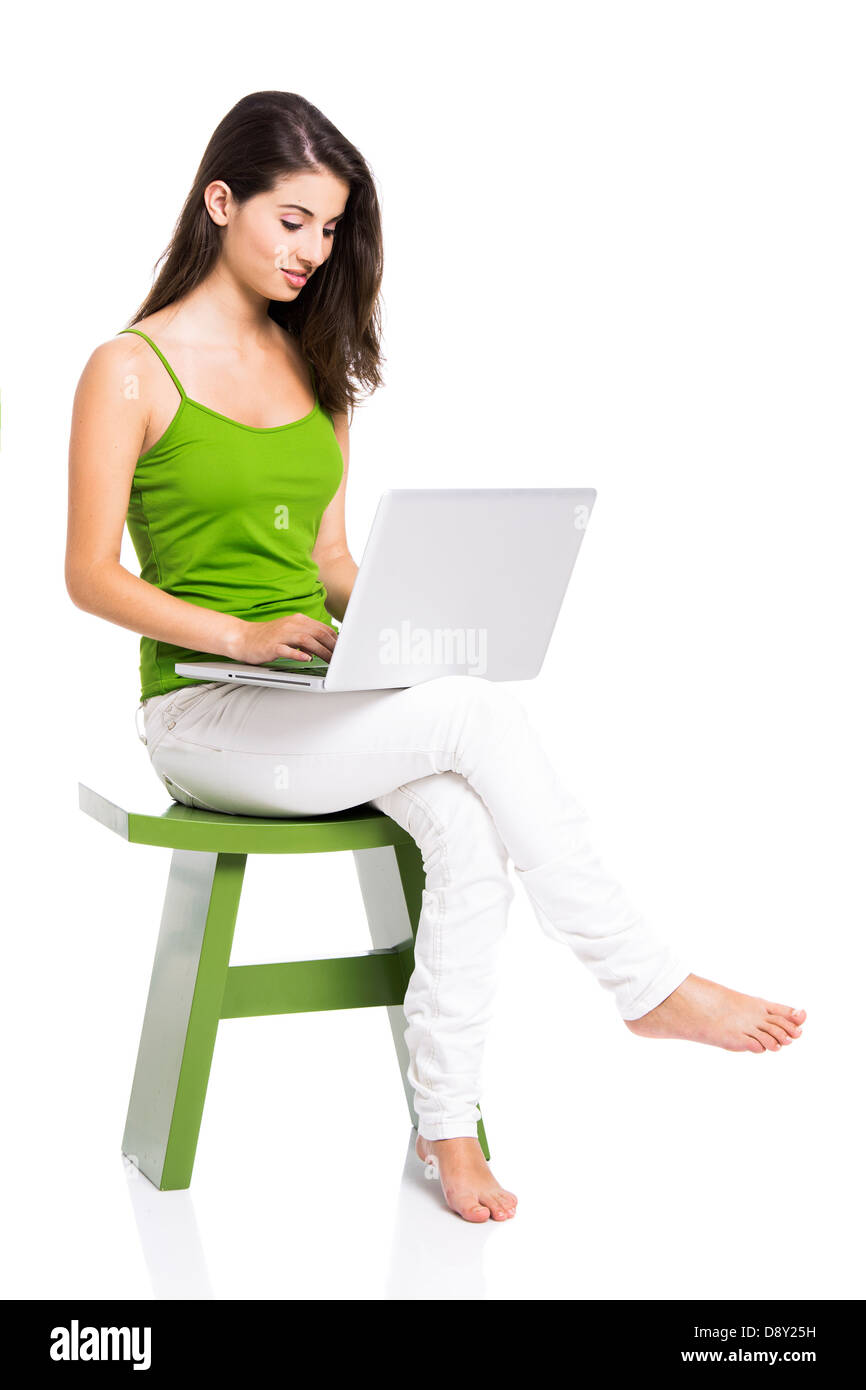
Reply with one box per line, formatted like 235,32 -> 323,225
76,329 -> 147,399
74,316 -> 181,430
86,314 -> 161,366
85,313 -> 180,388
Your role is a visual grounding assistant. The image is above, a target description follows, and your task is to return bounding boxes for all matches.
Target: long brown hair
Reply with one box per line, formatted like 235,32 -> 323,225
125,91 -> 385,422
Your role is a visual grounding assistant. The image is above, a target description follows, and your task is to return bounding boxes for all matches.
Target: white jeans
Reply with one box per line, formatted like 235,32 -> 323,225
137,676 -> 691,1140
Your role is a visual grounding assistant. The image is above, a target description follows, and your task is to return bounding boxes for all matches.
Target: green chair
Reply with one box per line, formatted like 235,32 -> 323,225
78,784 -> 491,1190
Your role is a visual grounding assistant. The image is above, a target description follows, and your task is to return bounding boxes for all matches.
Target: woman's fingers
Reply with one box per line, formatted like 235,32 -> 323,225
276,646 -> 315,662
293,620 -> 338,659
312,620 -> 339,651
276,638 -> 332,662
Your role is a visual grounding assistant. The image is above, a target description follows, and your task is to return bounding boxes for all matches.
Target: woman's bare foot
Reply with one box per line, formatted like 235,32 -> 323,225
625,973 -> 807,1052
415,1134 -> 518,1223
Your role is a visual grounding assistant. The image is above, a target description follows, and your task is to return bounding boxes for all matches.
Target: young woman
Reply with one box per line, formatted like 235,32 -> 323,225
65,90 -> 807,1224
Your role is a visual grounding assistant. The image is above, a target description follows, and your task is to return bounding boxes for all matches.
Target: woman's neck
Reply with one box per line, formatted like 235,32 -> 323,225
163,271 -> 277,349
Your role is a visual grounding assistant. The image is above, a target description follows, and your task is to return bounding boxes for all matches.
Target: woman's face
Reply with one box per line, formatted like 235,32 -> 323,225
207,168 -> 350,301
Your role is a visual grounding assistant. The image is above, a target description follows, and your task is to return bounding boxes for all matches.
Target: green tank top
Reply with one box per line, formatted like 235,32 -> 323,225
119,327 -> 344,702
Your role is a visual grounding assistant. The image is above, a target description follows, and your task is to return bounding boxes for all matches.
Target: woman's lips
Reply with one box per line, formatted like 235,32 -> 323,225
282,269 -> 307,286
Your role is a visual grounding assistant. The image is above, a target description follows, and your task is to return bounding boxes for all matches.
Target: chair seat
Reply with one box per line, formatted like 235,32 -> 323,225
78,782 -> 412,854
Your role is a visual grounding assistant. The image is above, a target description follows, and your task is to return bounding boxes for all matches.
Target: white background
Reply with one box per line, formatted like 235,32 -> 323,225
1,0 -> 863,1301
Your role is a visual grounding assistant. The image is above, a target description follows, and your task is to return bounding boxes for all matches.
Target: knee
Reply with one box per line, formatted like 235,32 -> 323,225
386,771 -> 513,881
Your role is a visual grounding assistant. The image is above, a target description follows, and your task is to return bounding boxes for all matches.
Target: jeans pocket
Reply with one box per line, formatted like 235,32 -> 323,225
139,684 -> 217,756
141,707 -> 170,757
171,682 -> 221,719
161,683 -> 221,731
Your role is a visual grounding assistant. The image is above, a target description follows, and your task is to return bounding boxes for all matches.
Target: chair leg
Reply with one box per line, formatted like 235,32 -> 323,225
122,849 -> 247,1190
352,844 -> 420,1126
353,838 -> 492,1161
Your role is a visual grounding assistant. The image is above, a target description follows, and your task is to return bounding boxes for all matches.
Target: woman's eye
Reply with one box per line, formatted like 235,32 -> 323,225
280,220 -> 336,238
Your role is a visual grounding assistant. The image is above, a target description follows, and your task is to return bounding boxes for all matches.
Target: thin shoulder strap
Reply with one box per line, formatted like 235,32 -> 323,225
117,327 -> 187,399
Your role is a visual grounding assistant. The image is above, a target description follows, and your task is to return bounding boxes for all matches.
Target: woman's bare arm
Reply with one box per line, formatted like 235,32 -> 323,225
65,338 -> 246,660
311,409 -> 359,623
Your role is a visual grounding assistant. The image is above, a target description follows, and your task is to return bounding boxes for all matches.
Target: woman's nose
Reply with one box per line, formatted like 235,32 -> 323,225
300,233 -> 330,269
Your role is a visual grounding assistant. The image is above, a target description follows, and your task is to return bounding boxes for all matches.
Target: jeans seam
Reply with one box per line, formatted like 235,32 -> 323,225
155,732 -> 226,753
397,780 -> 452,1132
153,735 -> 456,757
156,770 -> 226,814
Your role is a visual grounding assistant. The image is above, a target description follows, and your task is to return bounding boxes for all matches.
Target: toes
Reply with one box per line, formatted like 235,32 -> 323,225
744,1032 -> 766,1052
447,1185 -> 493,1222
460,1203 -> 491,1223
767,1002 -> 807,1024
758,1020 -> 790,1048
753,1025 -> 783,1051
453,1189 -> 517,1222
766,1011 -> 801,1040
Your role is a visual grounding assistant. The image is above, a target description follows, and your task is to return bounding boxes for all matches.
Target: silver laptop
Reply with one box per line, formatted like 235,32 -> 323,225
175,487 -> 596,692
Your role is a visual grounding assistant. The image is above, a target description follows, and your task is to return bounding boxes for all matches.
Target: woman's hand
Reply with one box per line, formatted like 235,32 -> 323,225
229,613 -> 338,665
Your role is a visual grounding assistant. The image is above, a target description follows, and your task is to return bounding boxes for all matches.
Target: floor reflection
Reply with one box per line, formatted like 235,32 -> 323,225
123,1154 -> 215,1300
384,1134 -> 492,1299
124,1130 -> 492,1300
